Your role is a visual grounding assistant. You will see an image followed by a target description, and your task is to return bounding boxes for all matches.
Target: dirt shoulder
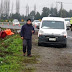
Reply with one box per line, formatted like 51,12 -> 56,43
32,35 -> 72,72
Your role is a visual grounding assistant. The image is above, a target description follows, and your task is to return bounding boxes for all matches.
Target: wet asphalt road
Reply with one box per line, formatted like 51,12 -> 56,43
0,24 -> 22,29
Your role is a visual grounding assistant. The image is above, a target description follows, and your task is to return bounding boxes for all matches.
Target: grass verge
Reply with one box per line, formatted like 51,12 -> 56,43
0,34 -> 39,72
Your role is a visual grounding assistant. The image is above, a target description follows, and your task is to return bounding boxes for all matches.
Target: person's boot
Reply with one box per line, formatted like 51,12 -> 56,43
27,54 -> 32,57
23,53 -> 26,56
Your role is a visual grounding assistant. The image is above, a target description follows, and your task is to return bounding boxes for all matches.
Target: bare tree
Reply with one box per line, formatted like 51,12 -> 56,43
34,4 -> 36,15
26,4 -> 29,16
11,1 -> 13,15
16,0 -> 20,14
0,0 -> 10,18
0,0 -> 4,16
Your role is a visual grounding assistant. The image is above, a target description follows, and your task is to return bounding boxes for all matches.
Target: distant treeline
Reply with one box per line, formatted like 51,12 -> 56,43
0,7 -> 72,21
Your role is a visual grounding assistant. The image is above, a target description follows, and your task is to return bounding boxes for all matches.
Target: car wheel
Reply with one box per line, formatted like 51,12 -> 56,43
38,42 -> 42,46
63,44 -> 67,48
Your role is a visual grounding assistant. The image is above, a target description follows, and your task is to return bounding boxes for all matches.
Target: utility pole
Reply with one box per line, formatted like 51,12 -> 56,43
56,2 -> 63,17
26,4 -> 29,16
16,0 -> 20,14
28,5 -> 29,15
34,4 -> 36,15
11,1 -> 13,15
51,3 -> 53,8
1,0 -> 3,16
61,2 -> 63,17
8,0 -> 10,17
56,2 -> 58,11
26,5 -> 27,16
4,0 -> 10,18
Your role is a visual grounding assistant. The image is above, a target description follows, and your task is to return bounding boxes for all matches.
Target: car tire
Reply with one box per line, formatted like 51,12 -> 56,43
63,44 -> 67,48
38,42 -> 42,46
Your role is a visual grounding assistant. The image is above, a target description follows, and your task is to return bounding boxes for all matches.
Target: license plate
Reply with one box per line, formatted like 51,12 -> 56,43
49,38 -> 56,41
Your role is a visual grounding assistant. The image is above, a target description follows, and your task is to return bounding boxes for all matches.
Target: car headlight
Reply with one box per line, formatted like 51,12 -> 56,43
62,32 -> 67,37
62,32 -> 66,35
38,30 -> 44,36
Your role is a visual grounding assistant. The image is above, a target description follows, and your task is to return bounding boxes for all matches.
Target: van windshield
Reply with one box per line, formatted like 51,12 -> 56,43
42,21 -> 64,29
34,20 -> 40,22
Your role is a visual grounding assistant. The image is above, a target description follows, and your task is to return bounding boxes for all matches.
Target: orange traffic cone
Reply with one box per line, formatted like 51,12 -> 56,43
8,23 -> 9,26
13,24 -> 14,26
18,24 -> 20,27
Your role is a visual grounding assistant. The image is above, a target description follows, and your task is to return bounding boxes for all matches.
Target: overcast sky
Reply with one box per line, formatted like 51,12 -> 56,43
10,0 -> 72,15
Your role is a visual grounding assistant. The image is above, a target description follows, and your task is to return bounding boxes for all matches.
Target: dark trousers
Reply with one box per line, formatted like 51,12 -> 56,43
23,39 -> 32,55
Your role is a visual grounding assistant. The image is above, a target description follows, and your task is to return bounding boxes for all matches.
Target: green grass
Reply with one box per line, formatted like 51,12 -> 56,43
0,34 -> 38,72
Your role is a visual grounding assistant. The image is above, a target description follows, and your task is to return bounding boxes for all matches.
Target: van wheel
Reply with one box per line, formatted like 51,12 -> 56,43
38,42 -> 42,46
63,44 -> 67,48
71,26 -> 72,31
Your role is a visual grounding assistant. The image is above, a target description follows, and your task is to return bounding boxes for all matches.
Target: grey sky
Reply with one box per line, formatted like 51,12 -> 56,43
10,0 -> 72,15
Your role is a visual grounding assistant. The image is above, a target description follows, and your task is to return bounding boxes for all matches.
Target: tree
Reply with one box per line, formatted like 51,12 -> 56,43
11,13 -> 21,21
29,11 -> 35,21
69,10 -> 72,17
30,11 -> 35,17
58,9 -> 69,17
41,7 -> 50,18
50,8 -> 58,17
35,12 -> 41,20
50,8 -> 54,16
21,15 -> 25,20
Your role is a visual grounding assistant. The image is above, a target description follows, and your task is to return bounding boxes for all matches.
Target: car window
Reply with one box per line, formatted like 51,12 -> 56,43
13,19 -> 19,22
42,21 -> 64,29
34,20 -> 40,22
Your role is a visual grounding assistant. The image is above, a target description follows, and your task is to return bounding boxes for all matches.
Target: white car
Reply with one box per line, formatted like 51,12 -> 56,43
64,18 -> 71,27
13,19 -> 20,25
32,20 -> 41,28
38,17 -> 67,47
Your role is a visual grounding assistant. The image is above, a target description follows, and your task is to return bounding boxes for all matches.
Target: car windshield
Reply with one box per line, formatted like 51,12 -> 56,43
34,20 -> 40,22
42,21 -> 64,29
13,19 -> 18,22
65,19 -> 71,21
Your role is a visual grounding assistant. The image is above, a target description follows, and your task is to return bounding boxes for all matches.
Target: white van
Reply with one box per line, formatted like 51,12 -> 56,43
64,18 -> 71,27
38,17 -> 67,47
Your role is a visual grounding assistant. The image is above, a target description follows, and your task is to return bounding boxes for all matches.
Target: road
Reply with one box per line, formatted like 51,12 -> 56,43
0,24 -> 72,72
0,24 -> 22,29
0,24 -> 39,31
31,31 -> 72,72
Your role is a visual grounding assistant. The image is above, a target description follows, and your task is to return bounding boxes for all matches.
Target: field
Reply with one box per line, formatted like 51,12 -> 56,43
0,34 -> 39,72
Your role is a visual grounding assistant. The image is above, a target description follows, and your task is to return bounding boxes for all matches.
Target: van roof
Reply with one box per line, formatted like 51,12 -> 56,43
63,18 -> 71,19
42,17 -> 64,21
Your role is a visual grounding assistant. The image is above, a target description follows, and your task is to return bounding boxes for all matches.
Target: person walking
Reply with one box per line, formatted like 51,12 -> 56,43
21,19 -> 35,57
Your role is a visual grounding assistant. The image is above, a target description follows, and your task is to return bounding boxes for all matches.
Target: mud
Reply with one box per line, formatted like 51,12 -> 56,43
32,35 -> 72,72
